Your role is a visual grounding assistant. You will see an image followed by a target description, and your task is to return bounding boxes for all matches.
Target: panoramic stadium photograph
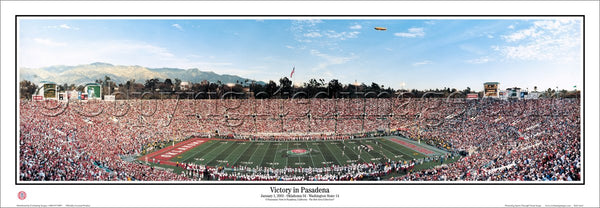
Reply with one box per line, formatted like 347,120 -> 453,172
17,17 -> 582,182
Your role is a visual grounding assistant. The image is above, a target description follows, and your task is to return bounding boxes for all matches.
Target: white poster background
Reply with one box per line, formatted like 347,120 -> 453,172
2,1 -> 598,207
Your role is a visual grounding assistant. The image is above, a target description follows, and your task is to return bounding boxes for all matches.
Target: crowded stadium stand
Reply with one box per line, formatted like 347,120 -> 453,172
19,97 -> 580,181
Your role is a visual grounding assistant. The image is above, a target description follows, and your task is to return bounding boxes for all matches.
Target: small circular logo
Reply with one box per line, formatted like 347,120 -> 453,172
18,191 -> 26,200
291,149 -> 307,154
286,148 -> 310,156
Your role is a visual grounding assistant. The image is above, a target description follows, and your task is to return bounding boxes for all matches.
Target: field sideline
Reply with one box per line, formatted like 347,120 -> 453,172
140,136 -> 449,170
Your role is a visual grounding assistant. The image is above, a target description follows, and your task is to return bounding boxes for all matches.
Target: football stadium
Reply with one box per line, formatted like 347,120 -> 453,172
17,18 -> 582,183
19,93 -> 581,181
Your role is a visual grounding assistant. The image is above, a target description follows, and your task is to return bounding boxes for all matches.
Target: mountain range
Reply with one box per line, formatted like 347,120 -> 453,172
19,62 -> 265,85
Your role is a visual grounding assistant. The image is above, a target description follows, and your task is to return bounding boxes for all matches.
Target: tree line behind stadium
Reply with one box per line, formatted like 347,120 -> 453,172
19,76 -> 581,100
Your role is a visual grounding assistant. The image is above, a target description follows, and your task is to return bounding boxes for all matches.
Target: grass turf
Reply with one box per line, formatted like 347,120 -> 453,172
167,136 -> 448,169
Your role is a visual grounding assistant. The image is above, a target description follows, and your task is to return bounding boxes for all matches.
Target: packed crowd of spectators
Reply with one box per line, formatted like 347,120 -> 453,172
19,97 -> 580,181
20,100 -> 189,181
394,99 -> 580,181
178,159 -> 427,181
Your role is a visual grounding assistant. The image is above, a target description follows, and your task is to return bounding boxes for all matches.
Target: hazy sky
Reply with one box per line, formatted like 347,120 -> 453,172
19,18 -> 582,91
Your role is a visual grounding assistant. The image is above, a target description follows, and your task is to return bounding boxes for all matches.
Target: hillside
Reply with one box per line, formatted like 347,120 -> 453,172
20,62 -> 265,85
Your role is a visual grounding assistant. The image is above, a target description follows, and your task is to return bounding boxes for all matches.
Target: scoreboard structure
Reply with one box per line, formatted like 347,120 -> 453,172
43,83 -> 57,99
484,82 -> 500,98
34,81 -> 58,100
84,83 -> 102,100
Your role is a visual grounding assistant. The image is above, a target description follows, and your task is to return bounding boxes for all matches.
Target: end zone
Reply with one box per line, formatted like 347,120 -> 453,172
140,138 -> 209,166
389,138 -> 436,155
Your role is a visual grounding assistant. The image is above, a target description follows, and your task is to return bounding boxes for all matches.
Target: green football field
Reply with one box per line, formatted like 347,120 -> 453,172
167,136 -> 448,169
